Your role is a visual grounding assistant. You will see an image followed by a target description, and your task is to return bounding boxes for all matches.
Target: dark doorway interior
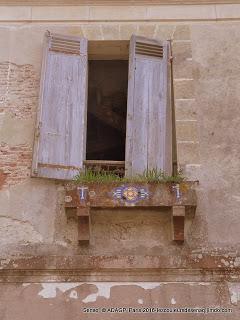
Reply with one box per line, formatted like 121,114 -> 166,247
86,60 -> 128,161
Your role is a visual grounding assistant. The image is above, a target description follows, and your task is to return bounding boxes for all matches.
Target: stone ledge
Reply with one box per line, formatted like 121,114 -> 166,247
1,252 -> 240,271
0,1 -> 238,5
65,182 -> 197,243
0,4 -> 240,21
0,267 -> 240,283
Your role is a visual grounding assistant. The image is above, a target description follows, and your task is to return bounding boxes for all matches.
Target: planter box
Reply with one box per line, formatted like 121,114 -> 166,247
65,181 -> 197,243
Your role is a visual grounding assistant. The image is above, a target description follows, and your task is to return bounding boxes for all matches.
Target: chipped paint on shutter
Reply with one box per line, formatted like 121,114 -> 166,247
32,32 -> 88,180
125,35 -> 172,177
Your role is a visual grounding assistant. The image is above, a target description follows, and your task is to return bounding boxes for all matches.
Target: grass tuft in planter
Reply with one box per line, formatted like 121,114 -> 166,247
73,168 -> 185,184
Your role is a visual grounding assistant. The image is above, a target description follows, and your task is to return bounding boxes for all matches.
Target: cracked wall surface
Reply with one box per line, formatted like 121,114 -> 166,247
0,6 -> 240,319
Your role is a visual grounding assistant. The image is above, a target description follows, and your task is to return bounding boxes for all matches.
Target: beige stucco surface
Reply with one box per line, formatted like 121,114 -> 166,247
0,282 -> 237,320
191,23 -> 240,245
0,21 -> 199,250
0,4 -> 240,318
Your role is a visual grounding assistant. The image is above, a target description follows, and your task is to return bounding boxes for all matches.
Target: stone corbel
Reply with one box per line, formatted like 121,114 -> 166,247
172,206 -> 185,242
65,182 -> 197,244
77,207 -> 90,243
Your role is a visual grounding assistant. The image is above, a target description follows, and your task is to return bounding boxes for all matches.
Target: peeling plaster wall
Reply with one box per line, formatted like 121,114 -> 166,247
1,5 -> 240,319
0,282 -> 239,320
0,22 -> 199,252
1,21 -> 239,252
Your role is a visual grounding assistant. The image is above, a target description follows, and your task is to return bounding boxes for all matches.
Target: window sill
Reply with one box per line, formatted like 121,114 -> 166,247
65,181 -> 197,244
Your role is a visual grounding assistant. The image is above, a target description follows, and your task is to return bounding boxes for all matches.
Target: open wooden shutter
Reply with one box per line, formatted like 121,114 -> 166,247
125,35 -> 172,176
32,32 -> 88,180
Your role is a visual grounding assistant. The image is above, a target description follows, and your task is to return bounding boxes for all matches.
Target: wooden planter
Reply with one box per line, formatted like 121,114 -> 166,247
65,181 -> 197,244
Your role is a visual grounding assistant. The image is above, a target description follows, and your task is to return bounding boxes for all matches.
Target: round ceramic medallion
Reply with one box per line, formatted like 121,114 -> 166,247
122,186 -> 139,202
112,185 -> 149,204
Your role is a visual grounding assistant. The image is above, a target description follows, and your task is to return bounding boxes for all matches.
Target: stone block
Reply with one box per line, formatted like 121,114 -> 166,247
0,6 -> 31,21
0,28 -> 10,61
175,99 -> 197,121
120,24 -> 138,40
8,27 -> 44,67
174,80 -> 195,99
102,25 -> 120,40
31,6 -> 89,21
172,41 -> 192,61
182,164 -> 201,181
176,120 -> 198,142
173,59 -> 193,79
136,24 -> 156,38
177,142 -> 200,165
82,25 -> 103,40
216,4 -> 240,20
173,25 -> 191,40
89,6 -> 147,21
154,25 -> 175,40
65,26 -> 84,37
147,5 -> 216,21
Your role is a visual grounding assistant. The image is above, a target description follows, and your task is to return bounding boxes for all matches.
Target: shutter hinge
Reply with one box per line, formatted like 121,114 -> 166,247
35,126 -> 40,138
35,122 -> 42,138
169,56 -> 173,62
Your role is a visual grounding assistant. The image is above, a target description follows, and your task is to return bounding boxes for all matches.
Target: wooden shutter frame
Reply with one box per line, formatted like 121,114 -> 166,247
32,31 -> 88,180
125,35 -> 172,177
32,31 -> 49,177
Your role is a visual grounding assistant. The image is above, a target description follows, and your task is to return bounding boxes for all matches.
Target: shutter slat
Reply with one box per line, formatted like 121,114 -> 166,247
125,35 -> 172,177
136,42 -> 163,50
52,38 -> 81,44
32,32 -> 88,180
135,51 -> 163,58
136,41 -> 163,58
50,47 -> 81,55
50,34 -> 81,55
136,47 -> 163,54
51,39 -> 80,47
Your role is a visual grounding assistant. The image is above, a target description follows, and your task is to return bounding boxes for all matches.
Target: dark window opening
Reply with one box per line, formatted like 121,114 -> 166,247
86,60 -> 128,161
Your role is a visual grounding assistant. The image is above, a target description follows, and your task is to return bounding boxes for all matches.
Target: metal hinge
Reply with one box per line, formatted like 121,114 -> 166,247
35,122 -> 42,138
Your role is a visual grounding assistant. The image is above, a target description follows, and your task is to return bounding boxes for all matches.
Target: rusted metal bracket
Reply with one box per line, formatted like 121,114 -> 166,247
65,182 -> 197,244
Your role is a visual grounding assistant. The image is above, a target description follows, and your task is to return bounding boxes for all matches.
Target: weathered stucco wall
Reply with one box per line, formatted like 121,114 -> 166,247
0,282 -> 237,320
0,22 -> 200,251
1,3 -> 240,319
191,23 -> 240,246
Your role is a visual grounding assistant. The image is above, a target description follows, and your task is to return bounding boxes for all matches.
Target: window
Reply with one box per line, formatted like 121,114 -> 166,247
87,41 -> 129,163
32,32 -> 172,180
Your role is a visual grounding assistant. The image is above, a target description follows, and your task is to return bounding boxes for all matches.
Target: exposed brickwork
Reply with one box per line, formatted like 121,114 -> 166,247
0,62 -> 39,119
0,142 -> 32,188
0,169 -> 7,189
0,62 -> 37,187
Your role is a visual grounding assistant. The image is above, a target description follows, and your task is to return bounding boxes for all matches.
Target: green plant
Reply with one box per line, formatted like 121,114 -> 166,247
73,169 -> 125,184
136,168 -> 185,183
136,168 -> 165,182
74,168 -> 185,184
